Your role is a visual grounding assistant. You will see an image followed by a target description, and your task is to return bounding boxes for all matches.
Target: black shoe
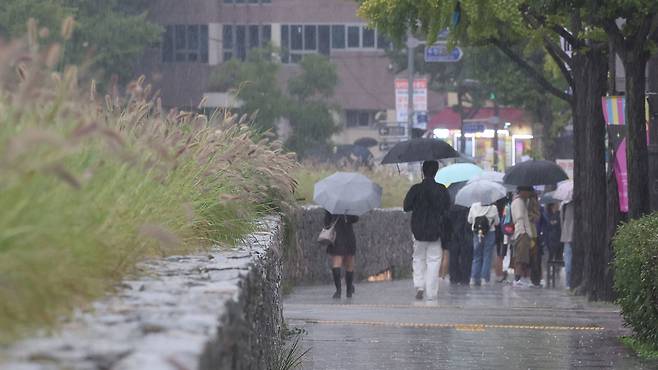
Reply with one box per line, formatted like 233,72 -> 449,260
332,290 -> 341,299
346,285 -> 355,298
415,290 -> 424,300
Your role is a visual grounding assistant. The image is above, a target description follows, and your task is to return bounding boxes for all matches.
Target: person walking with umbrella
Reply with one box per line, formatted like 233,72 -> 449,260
503,160 -> 568,288
403,161 -> 452,300
511,186 -> 535,287
454,179 -> 505,286
314,172 -> 382,299
323,211 -> 359,299
467,201 -> 500,286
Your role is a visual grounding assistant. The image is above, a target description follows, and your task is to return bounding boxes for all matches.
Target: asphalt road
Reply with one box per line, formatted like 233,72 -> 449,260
284,279 -> 658,370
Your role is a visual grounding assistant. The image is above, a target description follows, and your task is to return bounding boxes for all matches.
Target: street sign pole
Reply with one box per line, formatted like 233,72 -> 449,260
407,33 -> 415,141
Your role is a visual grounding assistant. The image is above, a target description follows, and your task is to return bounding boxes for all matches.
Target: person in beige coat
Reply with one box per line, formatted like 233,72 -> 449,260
511,186 -> 535,287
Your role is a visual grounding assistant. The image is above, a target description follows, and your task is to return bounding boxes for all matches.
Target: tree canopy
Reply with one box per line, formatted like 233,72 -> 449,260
0,0 -> 161,83
210,50 -> 339,158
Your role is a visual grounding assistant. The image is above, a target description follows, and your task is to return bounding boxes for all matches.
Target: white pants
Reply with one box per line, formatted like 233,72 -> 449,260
413,239 -> 442,299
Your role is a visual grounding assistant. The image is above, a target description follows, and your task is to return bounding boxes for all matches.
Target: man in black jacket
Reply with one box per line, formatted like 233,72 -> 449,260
403,160 -> 451,300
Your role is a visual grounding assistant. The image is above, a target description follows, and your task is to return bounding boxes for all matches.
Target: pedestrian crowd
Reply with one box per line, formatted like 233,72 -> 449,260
318,160 -> 574,300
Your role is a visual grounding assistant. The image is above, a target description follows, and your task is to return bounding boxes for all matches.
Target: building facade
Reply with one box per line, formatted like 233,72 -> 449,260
138,0 -> 445,159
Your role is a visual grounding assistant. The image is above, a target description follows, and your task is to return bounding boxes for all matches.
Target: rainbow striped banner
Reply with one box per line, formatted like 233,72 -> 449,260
602,96 -> 625,125
602,95 -> 651,126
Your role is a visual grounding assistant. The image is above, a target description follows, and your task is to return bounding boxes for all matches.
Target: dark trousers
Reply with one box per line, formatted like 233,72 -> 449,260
530,242 -> 542,285
449,233 -> 473,284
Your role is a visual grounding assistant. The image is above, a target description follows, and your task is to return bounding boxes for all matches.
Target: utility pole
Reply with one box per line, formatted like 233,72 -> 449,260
492,93 -> 500,170
407,33 -> 415,141
458,86 -> 465,154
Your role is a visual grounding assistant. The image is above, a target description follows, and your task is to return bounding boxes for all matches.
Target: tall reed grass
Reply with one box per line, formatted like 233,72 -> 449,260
0,24 -> 298,342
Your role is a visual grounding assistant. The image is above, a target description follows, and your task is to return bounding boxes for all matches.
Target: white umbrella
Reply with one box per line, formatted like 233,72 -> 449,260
553,180 -> 573,202
313,172 -> 382,216
455,179 -> 507,207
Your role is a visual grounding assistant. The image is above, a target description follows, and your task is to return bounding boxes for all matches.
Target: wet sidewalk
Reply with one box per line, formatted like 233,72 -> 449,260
284,279 -> 657,370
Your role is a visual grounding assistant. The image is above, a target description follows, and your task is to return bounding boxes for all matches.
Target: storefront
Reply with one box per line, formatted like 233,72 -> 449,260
429,107 -> 534,170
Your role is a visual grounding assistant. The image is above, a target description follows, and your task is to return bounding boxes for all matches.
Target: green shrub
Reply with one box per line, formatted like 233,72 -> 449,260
613,213 -> 658,347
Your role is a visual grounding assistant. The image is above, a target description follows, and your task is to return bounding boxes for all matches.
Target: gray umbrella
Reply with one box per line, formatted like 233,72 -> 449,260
313,172 -> 382,216
455,179 -> 507,207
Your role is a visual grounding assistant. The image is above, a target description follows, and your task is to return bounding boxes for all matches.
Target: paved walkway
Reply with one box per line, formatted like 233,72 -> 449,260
284,279 -> 658,370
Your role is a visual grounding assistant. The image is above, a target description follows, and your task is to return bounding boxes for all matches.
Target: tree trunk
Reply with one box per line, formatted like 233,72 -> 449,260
537,97 -> 556,160
570,48 -> 609,300
624,54 -> 651,219
604,172 -> 622,301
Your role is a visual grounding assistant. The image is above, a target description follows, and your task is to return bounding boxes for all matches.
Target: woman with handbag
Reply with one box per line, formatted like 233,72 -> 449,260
322,210 -> 359,299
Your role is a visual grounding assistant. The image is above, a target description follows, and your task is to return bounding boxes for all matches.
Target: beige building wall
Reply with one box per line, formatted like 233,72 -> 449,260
139,0 -> 446,151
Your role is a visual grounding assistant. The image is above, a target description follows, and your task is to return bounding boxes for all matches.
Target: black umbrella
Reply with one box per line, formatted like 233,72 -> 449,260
503,160 -> 568,186
354,137 -> 378,148
540,191 -> 560,205
381,138 -> 459,164
447,181 -> 468,204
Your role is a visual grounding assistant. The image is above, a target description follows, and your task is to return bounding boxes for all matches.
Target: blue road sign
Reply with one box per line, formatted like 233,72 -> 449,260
413,112 -> 428,130
424,42 -> 463,63
462,123 -> 486,133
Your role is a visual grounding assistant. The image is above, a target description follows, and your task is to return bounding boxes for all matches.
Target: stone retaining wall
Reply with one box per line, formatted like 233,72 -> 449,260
285,206 -> 413,284
1,216 -> 284,370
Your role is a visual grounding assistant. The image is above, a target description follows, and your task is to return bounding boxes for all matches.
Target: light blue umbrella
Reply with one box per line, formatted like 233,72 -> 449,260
435,163 -> 483,186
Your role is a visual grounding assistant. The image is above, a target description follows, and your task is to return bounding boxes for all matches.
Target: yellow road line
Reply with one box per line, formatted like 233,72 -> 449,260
287,303 -> 620,315
297,319 -> 605,332
288,303 -> 464,310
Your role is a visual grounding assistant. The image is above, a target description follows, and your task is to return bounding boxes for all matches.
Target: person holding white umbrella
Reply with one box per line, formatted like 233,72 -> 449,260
456,180 -> 504,286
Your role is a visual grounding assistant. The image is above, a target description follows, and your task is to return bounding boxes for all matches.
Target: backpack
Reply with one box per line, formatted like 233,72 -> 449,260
473,215 -> 490,235
502,203 -> 515,236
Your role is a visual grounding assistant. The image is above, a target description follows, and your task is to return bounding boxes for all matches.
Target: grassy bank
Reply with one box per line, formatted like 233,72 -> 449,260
0,37 -> 297,342
293,165 -> 412,208
620,337 -> 658,360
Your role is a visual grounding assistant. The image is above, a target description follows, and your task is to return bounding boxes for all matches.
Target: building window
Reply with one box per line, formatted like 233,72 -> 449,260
291,25 -> 303,50
318,25 -> 330,56
223,24 -> 273,61
347,26 -> 360,48
162,24 -> 208,63
362,28 -> 375,48
346,110 -> 373,128
223,25 -> 233,61
377,32 -> 392,50
280,24 -> 384,64
304,25 -> 317,50
331,25 -> 345,49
